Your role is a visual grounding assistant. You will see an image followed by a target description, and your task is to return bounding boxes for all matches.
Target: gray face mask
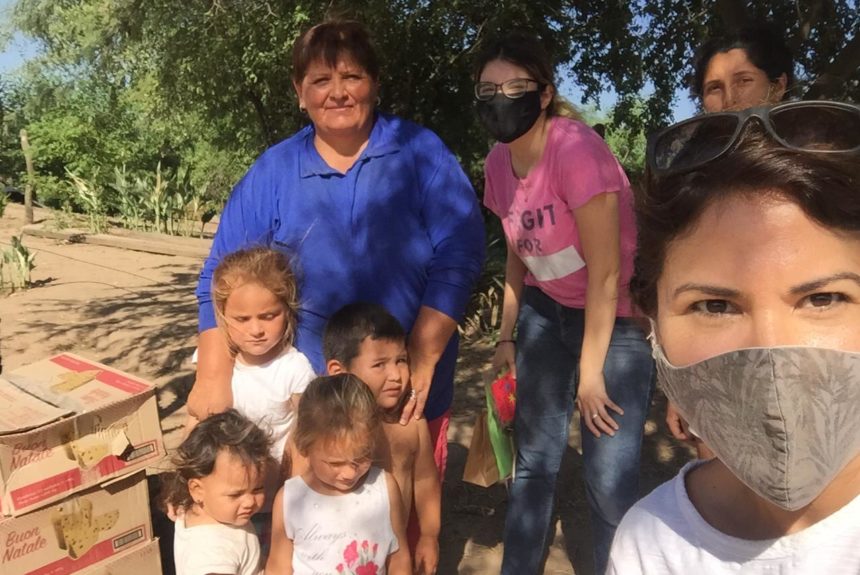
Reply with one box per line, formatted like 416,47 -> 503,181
652,342 -> 860,510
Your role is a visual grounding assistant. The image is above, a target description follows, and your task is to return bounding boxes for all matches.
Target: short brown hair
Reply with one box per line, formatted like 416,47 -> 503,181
212,246 -> 299,354
293,374 -> 380,457
291,19 -> 380,84
631,127 -> 860,317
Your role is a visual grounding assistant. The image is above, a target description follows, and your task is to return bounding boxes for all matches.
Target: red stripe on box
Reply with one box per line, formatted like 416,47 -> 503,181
49,355 -> 96,373
95,370 -> 149,394
25,524 -> 146,575
10,468 -> 83,509
49,355 -> 149,394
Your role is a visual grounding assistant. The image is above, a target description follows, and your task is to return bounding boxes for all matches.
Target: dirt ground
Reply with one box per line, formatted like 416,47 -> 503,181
0,202 -> 692,574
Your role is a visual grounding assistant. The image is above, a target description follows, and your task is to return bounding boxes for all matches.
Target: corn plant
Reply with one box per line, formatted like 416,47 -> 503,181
142,162 -> 171,234
111,166 -> 147,231
66,169 -> 108,233
1,235 -> 36,291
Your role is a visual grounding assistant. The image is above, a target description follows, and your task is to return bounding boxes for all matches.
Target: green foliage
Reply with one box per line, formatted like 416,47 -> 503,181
0,79 -> 26,190
66,168 -> 107,233
1,235 -> 36,291
3,0 -> 858,325
108,163 -> 220,237
111,165 -> 146,230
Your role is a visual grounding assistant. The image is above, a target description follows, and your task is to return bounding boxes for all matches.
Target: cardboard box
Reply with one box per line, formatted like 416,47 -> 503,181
0,471 -> 151,575
0,354 -> 164,516
79,538 -> 162,575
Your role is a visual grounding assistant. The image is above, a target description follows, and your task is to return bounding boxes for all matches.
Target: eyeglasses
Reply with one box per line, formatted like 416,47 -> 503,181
646,100 -> 860,177
474,78 -> 544,101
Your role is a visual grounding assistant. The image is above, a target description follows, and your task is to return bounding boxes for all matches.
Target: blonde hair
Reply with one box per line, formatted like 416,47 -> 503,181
293,374 -> 380,457
212,246 -> 299,355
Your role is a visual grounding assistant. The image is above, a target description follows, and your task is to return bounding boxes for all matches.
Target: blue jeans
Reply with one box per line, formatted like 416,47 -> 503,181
501,287 -> 655,575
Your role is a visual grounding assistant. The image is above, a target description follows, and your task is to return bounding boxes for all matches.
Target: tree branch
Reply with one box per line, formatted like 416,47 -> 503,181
245,88 -> 274,147
803,32 -> 860,99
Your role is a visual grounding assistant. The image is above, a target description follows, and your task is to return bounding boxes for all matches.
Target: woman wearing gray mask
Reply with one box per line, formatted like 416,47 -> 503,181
474,33 -> 655,575
607,101 -> 860,573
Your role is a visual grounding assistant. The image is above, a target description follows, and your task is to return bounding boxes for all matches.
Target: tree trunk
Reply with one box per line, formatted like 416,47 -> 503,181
246,88 -> 275,147
19,129 -> 35,225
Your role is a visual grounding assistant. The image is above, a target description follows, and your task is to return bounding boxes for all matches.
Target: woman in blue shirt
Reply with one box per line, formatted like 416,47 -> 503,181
188,19 -> 485,474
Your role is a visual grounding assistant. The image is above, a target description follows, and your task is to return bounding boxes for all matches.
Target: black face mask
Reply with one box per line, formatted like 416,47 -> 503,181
476,91 -> 543,143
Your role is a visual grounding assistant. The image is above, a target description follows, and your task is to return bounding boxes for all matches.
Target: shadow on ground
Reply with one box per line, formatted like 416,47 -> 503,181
3,268 -> 199,435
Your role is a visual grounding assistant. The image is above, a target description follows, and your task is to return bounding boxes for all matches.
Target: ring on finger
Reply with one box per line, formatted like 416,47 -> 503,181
591,413 -> 600,420
409,389 -> 418,401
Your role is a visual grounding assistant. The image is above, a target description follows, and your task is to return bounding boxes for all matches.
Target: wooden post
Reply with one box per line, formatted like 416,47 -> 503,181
19,129 -> 35,224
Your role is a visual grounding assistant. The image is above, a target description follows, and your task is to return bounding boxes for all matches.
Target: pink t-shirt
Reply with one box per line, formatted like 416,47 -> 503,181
483,117 -> 636,316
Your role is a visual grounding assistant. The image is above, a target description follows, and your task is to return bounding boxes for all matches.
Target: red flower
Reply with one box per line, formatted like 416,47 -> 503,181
343,540 -> 359,566
362,540 -> 369,549
336,565 -> 344,573
356,563 -> 379,575
490,372 -> 517,427
372,543 -> 378,555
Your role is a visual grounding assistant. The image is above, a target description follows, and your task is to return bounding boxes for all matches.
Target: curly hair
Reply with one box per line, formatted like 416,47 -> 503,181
161,410 -> 272,513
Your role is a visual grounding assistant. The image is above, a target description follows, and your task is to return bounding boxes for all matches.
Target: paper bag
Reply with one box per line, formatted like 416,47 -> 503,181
462,411 -> 500,487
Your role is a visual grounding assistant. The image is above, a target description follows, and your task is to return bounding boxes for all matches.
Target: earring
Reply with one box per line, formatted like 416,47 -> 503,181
299,105 -> 306,113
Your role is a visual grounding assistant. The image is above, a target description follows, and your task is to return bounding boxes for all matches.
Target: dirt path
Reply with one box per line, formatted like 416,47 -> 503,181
0,203 -> 691,574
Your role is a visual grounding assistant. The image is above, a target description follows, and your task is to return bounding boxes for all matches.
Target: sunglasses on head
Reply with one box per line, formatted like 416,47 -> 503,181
646,100 -> 860,177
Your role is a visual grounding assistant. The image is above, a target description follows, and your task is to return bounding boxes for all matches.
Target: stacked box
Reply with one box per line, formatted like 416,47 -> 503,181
0,354 -> 165,575
0,472 -> 152,575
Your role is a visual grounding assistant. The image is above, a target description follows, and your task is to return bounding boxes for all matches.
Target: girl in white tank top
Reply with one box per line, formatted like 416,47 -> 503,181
265,374 -> 411,574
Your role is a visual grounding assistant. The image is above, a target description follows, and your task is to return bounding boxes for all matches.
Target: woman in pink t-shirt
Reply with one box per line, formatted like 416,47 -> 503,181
474,33 -> 655,575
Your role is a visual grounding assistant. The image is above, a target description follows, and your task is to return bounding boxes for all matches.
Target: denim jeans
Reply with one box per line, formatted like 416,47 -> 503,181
501,287 -> 655,575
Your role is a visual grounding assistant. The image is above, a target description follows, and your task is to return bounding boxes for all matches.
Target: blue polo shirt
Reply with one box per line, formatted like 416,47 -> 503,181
196,113 -> 486,419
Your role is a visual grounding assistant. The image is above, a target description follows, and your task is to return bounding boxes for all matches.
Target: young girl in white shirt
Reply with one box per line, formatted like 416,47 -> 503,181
211,246 -> 316,469
165,410 -> 270,575
266,374 -> 411,575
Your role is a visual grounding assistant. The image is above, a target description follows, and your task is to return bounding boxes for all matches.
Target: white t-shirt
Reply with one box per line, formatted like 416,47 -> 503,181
173,515 -> 262,575
232,347 -> 315,461
283,466 -> 399,574
607,461 -> 860,574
